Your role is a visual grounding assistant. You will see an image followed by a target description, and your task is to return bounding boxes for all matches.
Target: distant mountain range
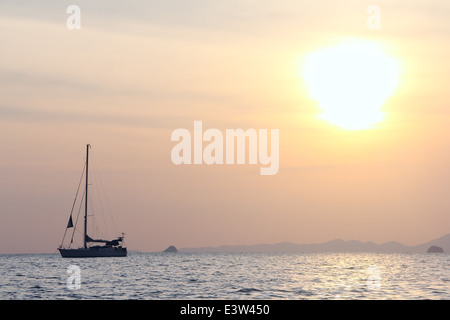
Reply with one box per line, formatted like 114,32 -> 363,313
179,233 -> 450,254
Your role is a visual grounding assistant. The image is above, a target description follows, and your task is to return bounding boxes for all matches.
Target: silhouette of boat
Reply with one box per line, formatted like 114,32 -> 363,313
58,144 -> 127,258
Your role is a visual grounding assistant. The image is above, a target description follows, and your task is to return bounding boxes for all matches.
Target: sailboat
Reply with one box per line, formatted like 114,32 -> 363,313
58,144 -> 127,258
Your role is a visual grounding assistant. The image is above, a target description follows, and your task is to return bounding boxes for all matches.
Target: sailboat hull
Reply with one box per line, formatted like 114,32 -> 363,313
59,247 -> 127,258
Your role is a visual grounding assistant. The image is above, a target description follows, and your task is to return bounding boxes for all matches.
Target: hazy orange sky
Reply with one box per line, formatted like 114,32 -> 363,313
1,1 -> 449,253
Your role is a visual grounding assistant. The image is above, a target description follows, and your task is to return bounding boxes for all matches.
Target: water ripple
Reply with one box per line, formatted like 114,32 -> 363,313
0,252 -> 448,299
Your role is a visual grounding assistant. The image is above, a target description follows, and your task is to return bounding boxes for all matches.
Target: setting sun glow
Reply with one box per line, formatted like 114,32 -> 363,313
303,40 -> 400,130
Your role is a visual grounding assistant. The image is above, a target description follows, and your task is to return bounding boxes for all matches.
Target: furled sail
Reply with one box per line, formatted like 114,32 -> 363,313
86,234 -> 123,246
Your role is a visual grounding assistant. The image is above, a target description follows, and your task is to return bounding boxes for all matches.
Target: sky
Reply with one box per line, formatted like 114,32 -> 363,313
1,0 -> 450,254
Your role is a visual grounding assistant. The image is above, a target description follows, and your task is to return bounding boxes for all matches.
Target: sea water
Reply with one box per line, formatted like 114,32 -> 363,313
0,252 -> 448,300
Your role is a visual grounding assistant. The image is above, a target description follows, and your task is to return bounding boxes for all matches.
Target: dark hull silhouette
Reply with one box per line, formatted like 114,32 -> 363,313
59,247 -> 127,258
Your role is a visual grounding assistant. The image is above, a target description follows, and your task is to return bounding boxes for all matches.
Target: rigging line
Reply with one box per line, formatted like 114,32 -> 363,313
69,187 -> 86,248
70,228 -> 84,247
89,190 -> 96,238
92,159 -> 108,238
92,154 -> 119,235
59,163 -> 86,248
91,154 -> 117,238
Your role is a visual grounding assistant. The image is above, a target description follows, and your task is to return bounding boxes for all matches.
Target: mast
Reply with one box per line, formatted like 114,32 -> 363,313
84,144 -> 90,249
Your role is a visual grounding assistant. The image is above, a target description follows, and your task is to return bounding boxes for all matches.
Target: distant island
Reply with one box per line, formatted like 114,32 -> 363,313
427,245 -> 444,253
163,245 -> 178,253
179,233 -> 450,254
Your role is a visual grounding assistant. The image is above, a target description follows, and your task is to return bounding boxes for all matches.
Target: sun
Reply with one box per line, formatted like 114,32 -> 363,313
303,39 -> 400,130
